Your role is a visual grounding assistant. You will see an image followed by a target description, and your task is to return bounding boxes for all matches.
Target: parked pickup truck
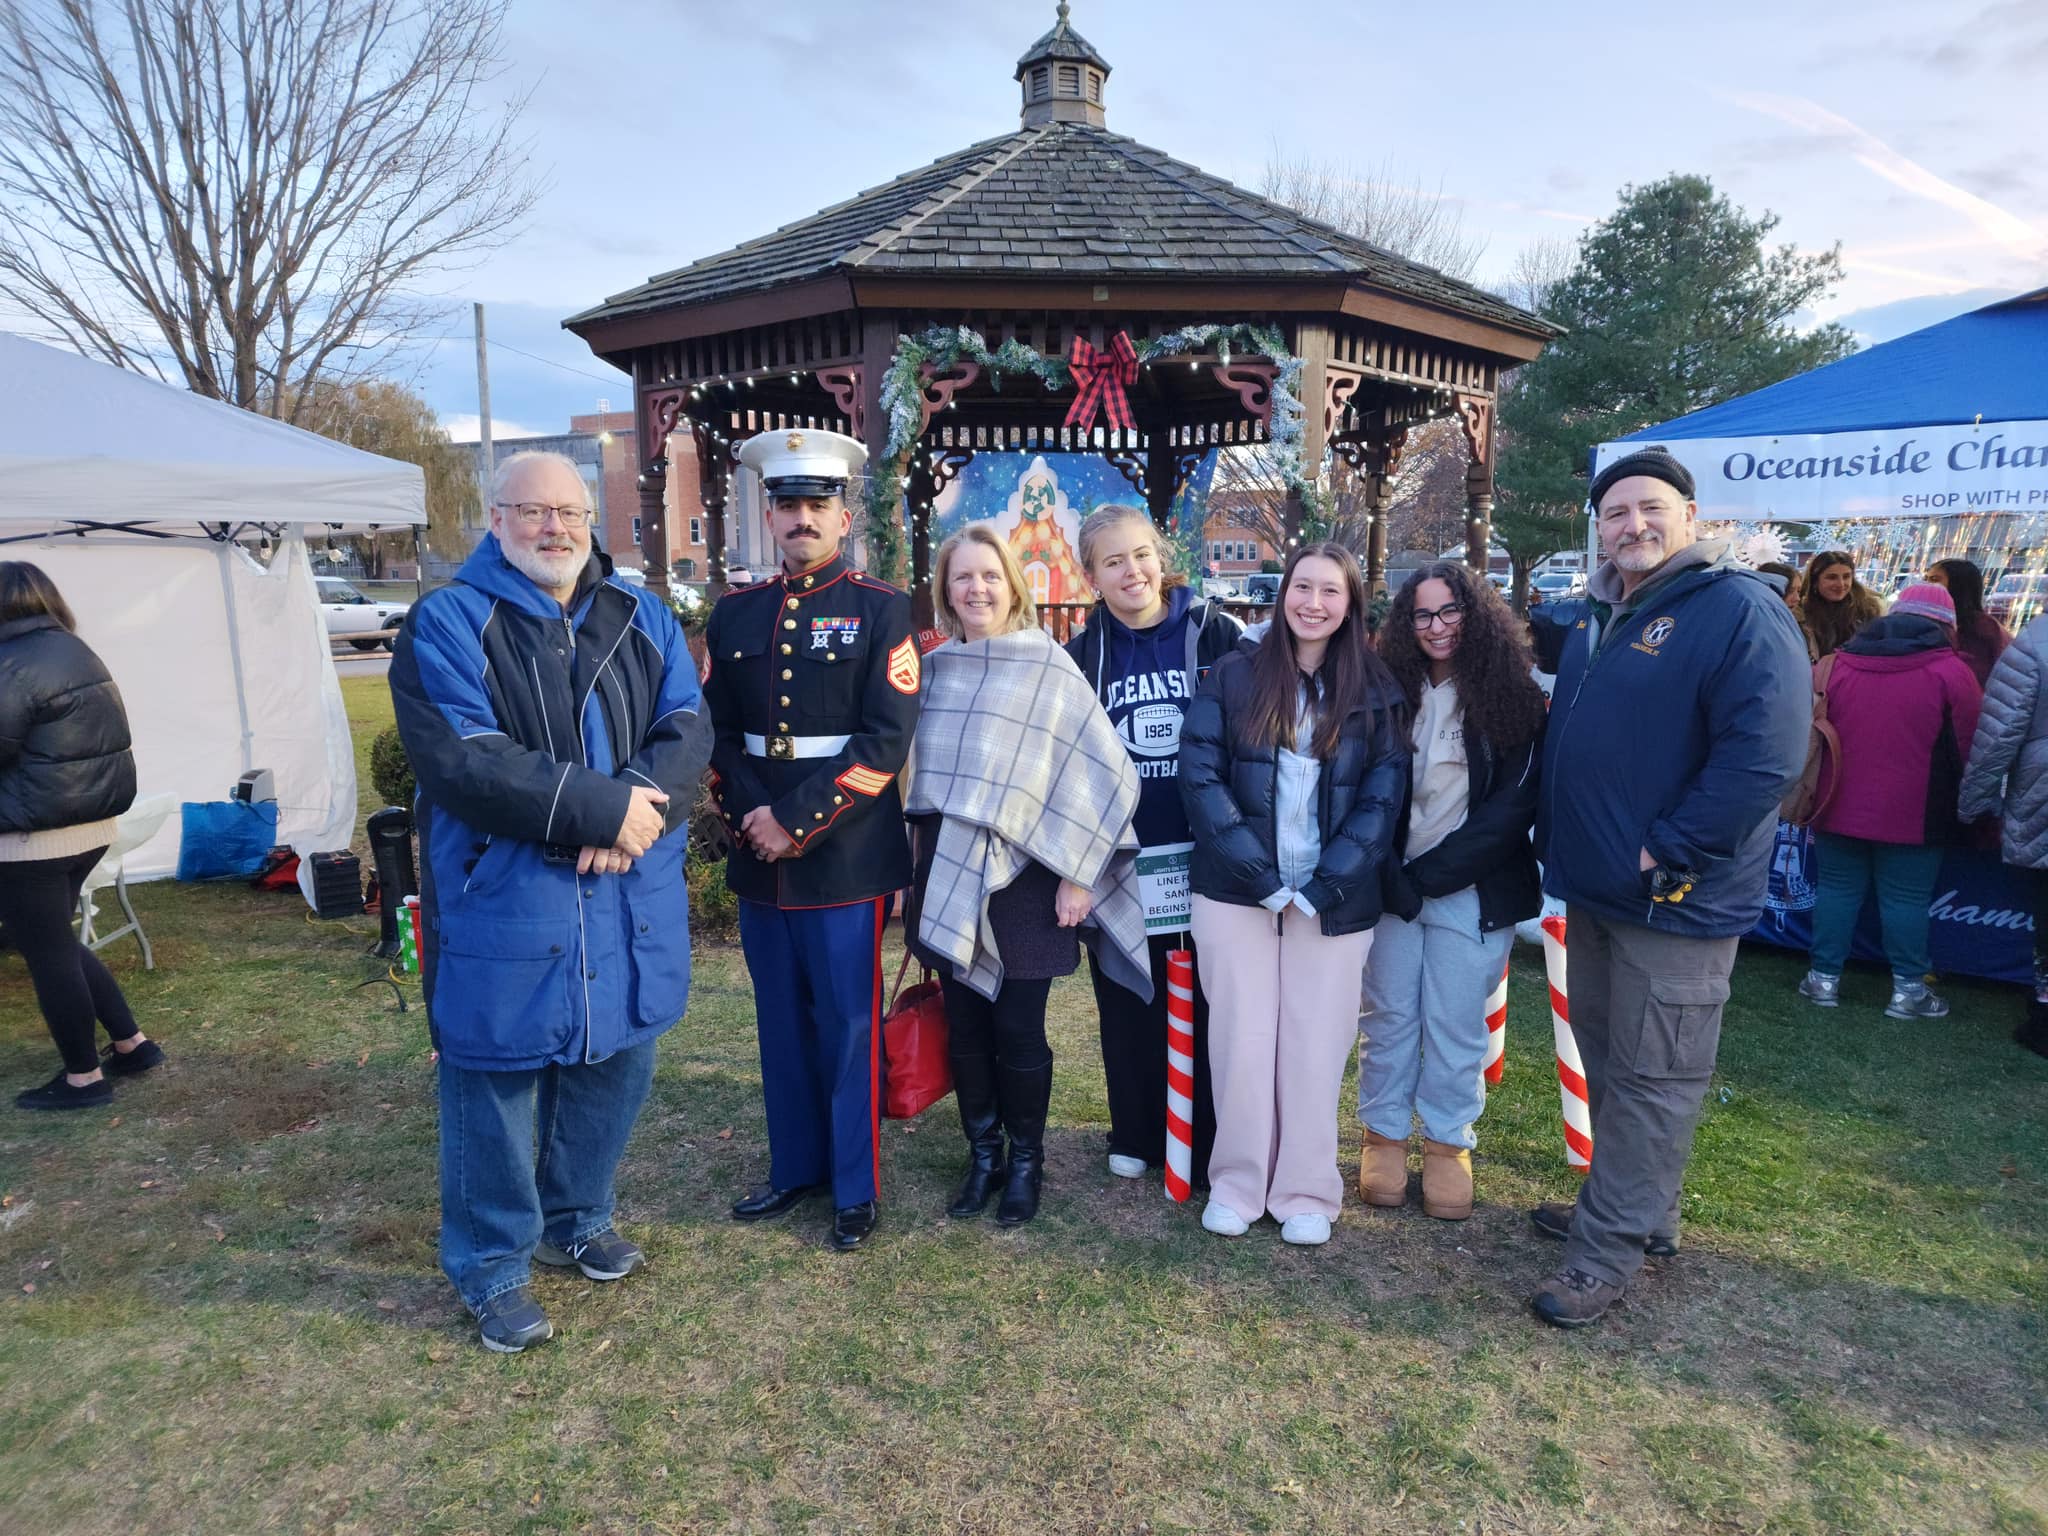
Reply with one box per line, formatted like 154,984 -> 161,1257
317,577 -> 410,651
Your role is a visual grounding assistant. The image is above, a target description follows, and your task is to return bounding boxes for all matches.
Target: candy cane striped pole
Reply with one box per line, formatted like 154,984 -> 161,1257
1540,914 -> 1593,1171
1482,957 -> 1509,1087
1164,949 -> 1197,1202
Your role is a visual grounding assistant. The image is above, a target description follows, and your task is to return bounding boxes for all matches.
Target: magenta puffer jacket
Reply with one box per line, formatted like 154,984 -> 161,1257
1814,617 -> 1983,845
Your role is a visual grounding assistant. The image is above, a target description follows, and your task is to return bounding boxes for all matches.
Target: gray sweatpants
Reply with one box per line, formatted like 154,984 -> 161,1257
1562,907 -> 1737,1288
1356,887 -> 1513,1150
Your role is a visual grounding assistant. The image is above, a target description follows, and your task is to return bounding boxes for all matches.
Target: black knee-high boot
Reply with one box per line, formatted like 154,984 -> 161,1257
996,1059 -> 1051,1226
946,1050 -> 1008,1217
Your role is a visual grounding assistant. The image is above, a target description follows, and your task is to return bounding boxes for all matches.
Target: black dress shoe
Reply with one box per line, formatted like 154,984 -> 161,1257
830,1202 -> 877,1251
730,1183 -> 827,1222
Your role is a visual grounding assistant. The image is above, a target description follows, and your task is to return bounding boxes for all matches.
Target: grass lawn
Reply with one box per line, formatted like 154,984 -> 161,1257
1,676 -> 2044,1534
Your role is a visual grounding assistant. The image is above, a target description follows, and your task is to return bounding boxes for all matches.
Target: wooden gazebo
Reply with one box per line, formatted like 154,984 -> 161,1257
566,3 -> 1556,621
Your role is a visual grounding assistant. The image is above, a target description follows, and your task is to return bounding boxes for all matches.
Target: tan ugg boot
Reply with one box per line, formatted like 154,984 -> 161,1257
1421,1140 -> 1473,1220
1357,1130 -> 1410,1208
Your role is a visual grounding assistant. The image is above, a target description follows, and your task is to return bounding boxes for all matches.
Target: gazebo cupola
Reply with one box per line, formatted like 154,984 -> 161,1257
1016,1 -> 1109,128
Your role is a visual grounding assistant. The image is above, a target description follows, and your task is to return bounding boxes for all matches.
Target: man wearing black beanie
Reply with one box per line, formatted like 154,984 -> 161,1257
1526,446 -> 1811,1328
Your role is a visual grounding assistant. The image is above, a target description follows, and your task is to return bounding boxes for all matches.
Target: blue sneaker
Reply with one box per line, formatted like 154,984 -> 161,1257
473,1286 -> 552,1353
535,1229 -> 644,1282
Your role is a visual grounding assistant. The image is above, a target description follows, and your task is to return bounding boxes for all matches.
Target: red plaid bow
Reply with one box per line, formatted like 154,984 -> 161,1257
1063,331 -> 1139,434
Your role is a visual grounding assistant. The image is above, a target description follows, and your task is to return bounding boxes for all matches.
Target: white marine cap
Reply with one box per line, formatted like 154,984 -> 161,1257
737,427 -> 868,498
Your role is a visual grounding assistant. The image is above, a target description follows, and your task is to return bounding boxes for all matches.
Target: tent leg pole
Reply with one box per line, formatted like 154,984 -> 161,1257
216,542 -> 256,774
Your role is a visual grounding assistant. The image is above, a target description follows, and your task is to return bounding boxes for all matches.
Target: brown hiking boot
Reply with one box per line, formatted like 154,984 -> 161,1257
1357,1130 -> 1409,1207
1420,1140 -> 1473,1220
1530,1266 -> 1626,1329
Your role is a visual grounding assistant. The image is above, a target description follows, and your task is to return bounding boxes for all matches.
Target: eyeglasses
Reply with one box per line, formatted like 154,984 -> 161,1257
496,502 -> 593,528
1411,602 -> 1467,632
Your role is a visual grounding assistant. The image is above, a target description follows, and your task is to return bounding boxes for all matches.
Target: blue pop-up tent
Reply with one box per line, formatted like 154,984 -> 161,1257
1594,287 -> 2048,524
1593,287 -> 2048,986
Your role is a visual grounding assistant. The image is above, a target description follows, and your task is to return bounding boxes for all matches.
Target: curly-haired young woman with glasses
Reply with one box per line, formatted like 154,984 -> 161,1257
1356,561 -> 1549,1220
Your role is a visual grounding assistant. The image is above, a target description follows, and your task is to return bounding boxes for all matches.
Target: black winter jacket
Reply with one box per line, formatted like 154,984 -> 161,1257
0,615 -> 136,835
1177,648 -> 1408,935
1382,723 -> 1543,935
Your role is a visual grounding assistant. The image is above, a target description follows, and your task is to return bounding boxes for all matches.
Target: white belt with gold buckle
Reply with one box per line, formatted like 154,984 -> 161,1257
744,732 -> 851,760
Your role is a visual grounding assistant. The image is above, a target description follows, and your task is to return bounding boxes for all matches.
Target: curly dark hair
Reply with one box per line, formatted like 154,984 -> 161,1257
1378,562 -> 1548,752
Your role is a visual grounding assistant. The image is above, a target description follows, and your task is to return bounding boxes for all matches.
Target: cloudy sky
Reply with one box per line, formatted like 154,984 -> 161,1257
419,0 -> 2047,439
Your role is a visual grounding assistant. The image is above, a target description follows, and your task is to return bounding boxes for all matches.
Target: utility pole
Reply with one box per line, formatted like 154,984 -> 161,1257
474,302 -> 494,524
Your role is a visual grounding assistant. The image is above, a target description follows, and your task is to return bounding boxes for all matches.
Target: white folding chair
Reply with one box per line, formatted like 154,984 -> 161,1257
78,793 -> 176,970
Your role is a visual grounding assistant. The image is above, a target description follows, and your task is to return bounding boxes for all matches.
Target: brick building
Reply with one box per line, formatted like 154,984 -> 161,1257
1201,494 -> 1278,576
462,412 -> 715,581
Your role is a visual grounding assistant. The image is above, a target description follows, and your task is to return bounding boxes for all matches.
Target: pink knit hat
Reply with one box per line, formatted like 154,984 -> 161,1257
1892,582 -> 1957,625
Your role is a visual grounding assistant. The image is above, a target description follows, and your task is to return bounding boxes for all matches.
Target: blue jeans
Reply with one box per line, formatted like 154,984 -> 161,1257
437,1037 -> 657,1309
1357,887 -> 1513,1149
1809,833 -> 1943,985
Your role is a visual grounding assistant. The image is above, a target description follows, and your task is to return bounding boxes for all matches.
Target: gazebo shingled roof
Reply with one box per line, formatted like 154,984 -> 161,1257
567,124 -> 1545,339
566,3 -> 1558,620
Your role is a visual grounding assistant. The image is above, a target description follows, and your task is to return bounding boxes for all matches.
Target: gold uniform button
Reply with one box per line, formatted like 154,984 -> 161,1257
781,669 -> 792,680
832,795 -> 844,805
779,695 -> 791,706
786,598 -> 799,610
804,576 -> 815,588
780,643 -> 792,655
731,650 -> 741,660
778,722 -> 789,731
827,651 -> 838,661
813,812 -> 824,821
784,619 -> 796,630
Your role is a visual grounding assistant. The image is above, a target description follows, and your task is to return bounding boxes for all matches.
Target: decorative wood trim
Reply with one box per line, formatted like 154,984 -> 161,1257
1323,368 -> 1362,439
1455,393 -> 1494,465
1209,361 -> 1279,420
917,361 -> 983,434
927,446 -> 975,500
1103,448 -> 1147,497
643,389 -> 690,467
818,366 -> 865,437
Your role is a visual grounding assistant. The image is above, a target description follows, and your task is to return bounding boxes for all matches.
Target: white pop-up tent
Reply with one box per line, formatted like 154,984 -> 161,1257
0,333 -> 425,878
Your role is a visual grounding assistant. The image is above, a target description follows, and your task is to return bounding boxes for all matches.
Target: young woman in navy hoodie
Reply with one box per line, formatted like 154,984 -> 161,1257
1066,506 -> 1241,1184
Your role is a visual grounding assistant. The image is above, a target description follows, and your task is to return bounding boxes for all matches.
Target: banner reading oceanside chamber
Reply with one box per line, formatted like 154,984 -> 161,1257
1593,421 -> 2048,522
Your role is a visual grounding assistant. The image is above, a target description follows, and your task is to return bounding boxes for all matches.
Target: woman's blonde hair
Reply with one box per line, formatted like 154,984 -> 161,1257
1076,503 -> 1187,592
932,522 -> 1039,639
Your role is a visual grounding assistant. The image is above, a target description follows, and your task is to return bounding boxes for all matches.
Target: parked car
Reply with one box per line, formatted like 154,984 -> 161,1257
1241,572 -> 1281,607
1987,571 -> 2048,630
316,577 -> 409,651
1531,570 -> 1586,602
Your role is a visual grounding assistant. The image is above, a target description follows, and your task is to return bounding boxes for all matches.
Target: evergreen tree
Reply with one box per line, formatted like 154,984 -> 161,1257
1494,174 -> 1857,601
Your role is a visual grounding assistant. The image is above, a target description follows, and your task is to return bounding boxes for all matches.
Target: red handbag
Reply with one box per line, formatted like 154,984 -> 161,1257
882,949 -> 951,1119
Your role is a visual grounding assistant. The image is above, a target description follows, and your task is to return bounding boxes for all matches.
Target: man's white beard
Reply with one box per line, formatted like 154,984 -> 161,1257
507,540 -> 584,592
1611,538 -> 1665,572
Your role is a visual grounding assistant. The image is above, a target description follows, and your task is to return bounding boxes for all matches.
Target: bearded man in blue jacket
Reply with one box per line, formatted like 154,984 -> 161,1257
390,450 -> 711,1353
1529,447 -> 1809,1329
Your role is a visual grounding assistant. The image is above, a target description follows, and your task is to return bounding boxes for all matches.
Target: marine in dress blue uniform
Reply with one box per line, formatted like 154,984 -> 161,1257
702,428 -> 921,1250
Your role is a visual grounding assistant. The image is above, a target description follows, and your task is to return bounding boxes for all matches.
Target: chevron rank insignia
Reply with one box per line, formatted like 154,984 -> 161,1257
886,636 -> 920,695
837,763 -> 895,798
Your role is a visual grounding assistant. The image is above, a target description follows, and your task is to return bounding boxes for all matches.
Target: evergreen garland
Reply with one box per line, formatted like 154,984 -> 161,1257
862,322 -> 1328,567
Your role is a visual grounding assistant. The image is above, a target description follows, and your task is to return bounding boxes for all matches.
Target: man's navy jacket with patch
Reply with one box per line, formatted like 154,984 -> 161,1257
389,534 -> 711,1070
1536,555 -> 1811,939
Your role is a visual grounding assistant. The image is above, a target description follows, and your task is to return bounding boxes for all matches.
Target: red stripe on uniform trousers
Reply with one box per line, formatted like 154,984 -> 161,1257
868,896 -> 884,1198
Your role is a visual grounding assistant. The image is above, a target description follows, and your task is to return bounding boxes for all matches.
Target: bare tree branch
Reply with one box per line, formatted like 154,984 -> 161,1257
0,0 -> 538,418
1259,147 -> 1487,282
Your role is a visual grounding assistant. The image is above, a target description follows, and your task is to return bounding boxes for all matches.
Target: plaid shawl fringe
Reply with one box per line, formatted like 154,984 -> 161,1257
905,629 -> 1153,1003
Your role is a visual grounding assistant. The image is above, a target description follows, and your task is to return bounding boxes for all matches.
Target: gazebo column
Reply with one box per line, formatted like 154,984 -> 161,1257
1143,433 -> 1178,528
637,386 -> 689,590
690,418 -> 731,597
1457,393 -> 1495,573
1364,423 -> 1408,598
855,314 -> 899,581
1287,321 -> 1335,546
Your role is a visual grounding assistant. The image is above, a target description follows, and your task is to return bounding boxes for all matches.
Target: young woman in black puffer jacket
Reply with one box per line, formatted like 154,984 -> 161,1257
0,563 -> 162,1110
1177,543 -> 1408,1248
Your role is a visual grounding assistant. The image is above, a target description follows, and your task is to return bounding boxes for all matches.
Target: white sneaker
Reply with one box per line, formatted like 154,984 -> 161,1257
1200,1200 -> 1249,1236
1107,1153 -> 1147,1179
1280,1212 -> 1332,1246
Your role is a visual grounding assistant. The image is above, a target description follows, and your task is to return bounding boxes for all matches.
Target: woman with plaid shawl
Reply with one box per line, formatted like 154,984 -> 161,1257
904,524 -> 1150,1227
1178,543 -> 1409,1246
